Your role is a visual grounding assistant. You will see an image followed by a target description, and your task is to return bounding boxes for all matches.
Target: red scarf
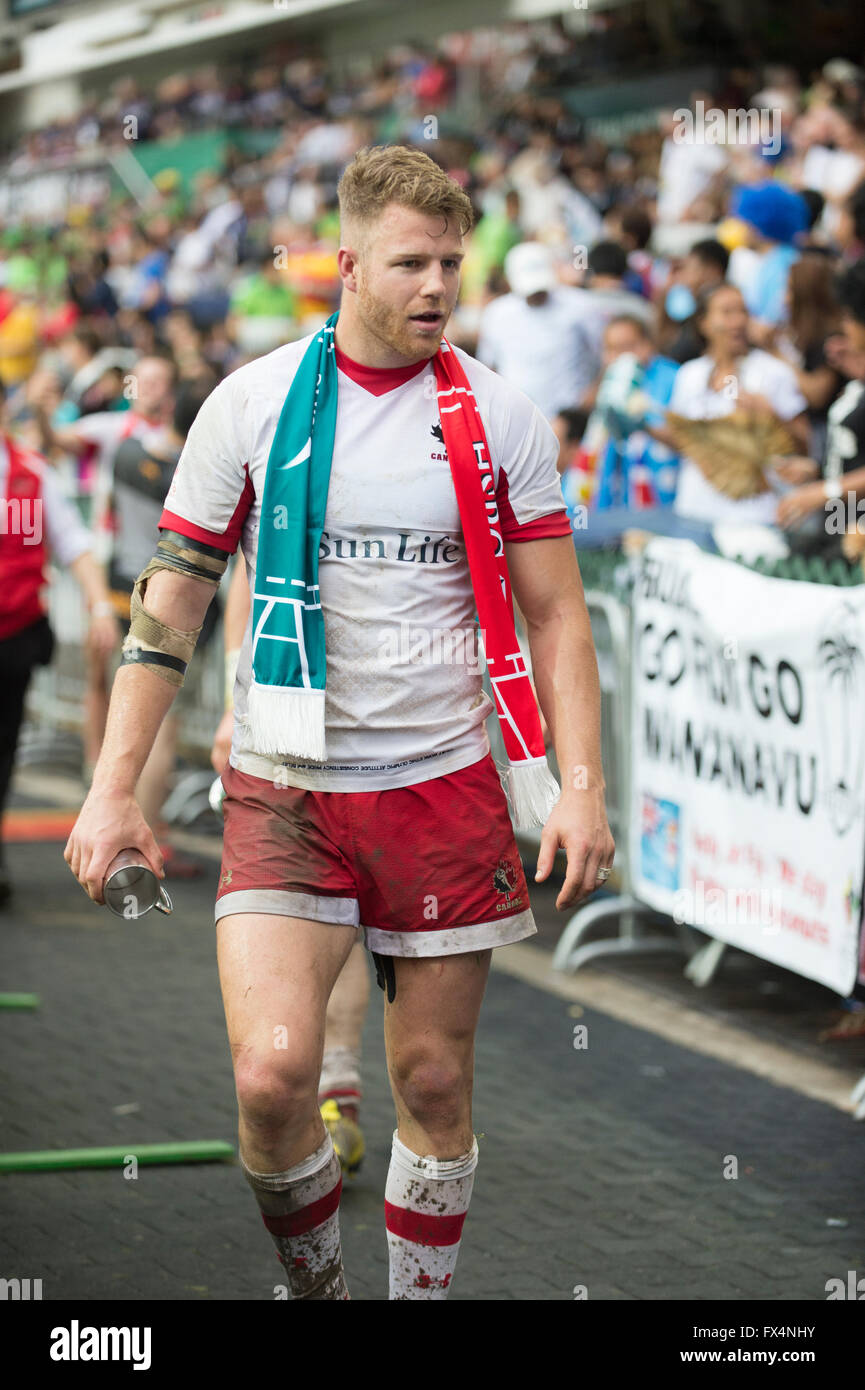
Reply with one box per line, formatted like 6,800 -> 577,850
432,338 -> 561,828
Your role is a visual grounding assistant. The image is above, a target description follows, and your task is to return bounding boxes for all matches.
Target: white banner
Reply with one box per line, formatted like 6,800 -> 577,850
630,539 -> 865,997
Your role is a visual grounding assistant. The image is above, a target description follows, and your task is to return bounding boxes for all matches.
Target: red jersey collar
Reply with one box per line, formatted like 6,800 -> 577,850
334,343 -> 430,396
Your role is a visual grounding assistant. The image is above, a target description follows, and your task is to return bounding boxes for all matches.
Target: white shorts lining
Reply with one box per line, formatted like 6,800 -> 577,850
214,892 -> 536,956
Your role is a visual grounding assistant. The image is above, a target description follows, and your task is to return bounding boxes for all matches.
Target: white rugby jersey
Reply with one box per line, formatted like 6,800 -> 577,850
159,332 -> 571,790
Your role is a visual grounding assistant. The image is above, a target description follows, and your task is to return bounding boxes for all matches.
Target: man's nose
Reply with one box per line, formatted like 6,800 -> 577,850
421,264 -> 447,297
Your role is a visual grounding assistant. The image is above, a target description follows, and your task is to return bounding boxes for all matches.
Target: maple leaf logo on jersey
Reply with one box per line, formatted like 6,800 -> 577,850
430,420 -> 448,461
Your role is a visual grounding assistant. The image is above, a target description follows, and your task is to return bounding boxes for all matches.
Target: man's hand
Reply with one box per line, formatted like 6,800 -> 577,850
534,787 -> 615,911
64,790 -> 164,905
210,709 -> 234,774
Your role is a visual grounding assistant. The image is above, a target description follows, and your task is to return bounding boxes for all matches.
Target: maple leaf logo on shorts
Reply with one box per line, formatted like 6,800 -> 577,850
492,857 -> 517,897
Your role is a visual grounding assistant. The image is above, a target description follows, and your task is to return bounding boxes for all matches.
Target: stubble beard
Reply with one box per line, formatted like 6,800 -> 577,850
356,279 -> 448,362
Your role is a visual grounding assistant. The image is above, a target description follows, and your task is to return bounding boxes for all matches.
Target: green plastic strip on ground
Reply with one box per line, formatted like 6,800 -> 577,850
0,1141 -> 236,1172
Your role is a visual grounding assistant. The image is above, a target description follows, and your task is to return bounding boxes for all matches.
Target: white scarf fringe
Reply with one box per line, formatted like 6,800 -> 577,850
246,681 -> 327,761
505,757 -> 561,830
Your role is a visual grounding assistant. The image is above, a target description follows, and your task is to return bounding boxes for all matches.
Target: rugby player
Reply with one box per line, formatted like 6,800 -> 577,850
65,144 -> 614,1300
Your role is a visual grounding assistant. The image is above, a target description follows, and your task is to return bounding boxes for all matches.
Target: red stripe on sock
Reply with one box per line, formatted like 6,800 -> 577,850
262,1177 -> 342,1237
384,1200 -> 467,1247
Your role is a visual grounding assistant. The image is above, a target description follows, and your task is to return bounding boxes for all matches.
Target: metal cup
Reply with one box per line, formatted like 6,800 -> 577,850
208,775 -> 226,817
103,848 -> 173,919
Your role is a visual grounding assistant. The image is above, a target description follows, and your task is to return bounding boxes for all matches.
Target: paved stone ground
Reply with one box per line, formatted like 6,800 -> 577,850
2,773 -> 864,1302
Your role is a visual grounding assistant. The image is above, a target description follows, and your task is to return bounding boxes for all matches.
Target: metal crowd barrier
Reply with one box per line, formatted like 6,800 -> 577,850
555,543 -> 865,1122
549,585 -> 686,975
553,543 -> 865,979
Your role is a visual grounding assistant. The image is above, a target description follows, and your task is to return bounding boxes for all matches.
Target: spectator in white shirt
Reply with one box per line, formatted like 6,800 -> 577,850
476,241 -> 596,464
658,283 -> 810,525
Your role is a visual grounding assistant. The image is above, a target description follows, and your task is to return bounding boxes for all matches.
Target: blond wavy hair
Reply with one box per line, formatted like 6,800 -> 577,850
337,144 -> 475,256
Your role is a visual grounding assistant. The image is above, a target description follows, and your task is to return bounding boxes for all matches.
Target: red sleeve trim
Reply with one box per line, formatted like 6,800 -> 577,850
503,510 -> 573,541
496,465 -> 572,541
158,463 -> 254,554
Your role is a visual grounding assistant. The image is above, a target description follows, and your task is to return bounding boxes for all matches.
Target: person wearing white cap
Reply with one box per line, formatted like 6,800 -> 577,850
476,241 -> 597,461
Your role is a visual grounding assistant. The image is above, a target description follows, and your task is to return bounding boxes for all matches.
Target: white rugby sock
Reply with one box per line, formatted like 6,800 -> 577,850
384,1131 -> 478,1300
241,1134 -> 349,1300
318,1045 -> 362,1113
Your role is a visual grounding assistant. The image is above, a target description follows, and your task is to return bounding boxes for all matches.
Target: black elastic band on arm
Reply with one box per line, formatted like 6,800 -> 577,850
158,529 -> 232,559
152,553 -> 222,582
120,648 -> 187,675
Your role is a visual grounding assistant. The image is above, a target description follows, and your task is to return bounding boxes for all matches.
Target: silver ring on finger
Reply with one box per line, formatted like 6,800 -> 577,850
596,866 -> 612,883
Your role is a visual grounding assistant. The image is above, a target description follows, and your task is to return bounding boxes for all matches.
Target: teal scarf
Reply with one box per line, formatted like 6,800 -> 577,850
247,313 -> 338,760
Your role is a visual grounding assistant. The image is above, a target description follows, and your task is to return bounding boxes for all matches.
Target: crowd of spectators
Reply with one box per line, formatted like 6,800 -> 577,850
2,19 -> 865,564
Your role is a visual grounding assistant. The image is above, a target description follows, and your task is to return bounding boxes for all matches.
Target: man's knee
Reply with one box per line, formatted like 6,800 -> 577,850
389,1051 -> 469,1128
234,1051 -> 320,1133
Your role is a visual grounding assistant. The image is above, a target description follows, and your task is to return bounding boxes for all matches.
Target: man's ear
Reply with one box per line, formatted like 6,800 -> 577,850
337,246 -> 360,292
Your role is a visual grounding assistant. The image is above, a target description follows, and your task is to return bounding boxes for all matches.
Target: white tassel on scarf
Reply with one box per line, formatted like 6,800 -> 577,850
503,757 -> 561,831
247,681 -> 327,761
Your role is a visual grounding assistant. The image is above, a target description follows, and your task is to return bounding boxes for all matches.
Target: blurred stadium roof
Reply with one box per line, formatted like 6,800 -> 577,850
0,0 -> 860,128
0,0 -> 678,96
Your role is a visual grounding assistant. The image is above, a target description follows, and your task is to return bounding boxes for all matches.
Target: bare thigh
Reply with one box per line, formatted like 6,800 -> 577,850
217,913 -> 360,1169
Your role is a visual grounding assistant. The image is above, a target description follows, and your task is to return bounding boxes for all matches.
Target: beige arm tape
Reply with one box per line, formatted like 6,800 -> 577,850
121,553 -> 222,689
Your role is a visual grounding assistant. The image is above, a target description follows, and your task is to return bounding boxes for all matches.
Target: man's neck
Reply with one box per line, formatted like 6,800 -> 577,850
333,312 -> 432,370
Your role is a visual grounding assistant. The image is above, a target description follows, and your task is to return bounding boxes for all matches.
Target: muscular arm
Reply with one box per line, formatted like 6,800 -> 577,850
65,568 -> 217,900
92,569 -> 216,795
506,534 -> 615,909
